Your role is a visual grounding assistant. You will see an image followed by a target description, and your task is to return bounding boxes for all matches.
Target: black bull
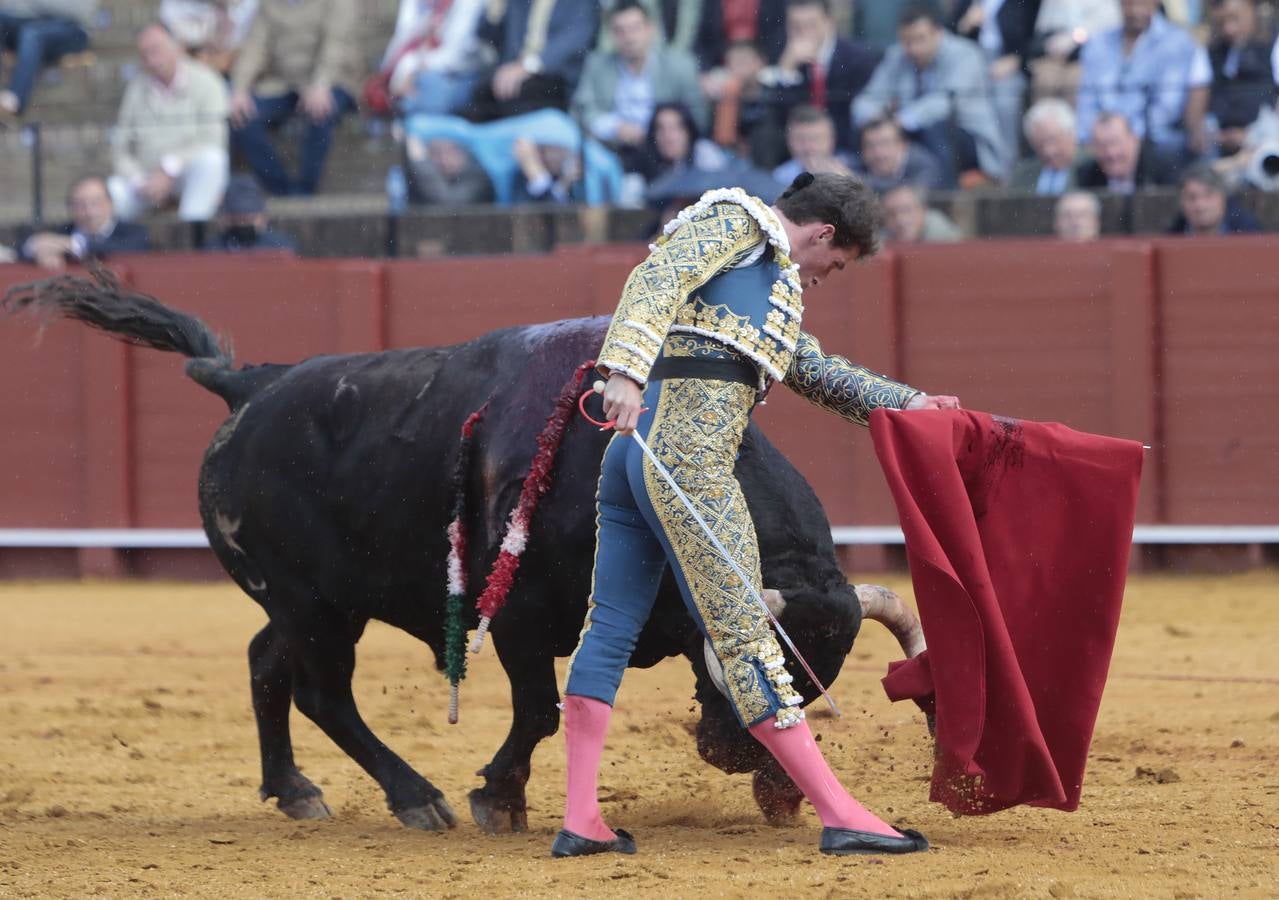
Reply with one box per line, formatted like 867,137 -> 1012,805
4,269 -> 923,834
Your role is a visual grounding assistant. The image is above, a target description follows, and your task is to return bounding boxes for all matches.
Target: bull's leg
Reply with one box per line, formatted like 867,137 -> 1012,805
248,623 -> 330,820
694,688 -> 803,824
469,640 -> 560,835
751,758 -> 805,824
287,625 -> 457,832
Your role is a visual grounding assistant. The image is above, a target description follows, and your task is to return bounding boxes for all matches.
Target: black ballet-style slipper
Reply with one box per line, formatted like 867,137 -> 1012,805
550,827 -> 638,858
819,826 -> 929,856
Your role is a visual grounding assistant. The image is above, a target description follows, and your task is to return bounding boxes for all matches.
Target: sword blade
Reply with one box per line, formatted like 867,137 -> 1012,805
628,431 -> 841,718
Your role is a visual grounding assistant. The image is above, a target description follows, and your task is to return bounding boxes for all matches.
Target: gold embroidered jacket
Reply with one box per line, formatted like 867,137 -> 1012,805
597,193 -> 921,425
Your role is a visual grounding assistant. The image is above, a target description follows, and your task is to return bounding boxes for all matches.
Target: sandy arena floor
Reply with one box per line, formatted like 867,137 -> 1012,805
0,573 -> 1275,898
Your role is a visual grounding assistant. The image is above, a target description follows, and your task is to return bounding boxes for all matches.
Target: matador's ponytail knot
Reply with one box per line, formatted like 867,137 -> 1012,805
780,172 -> 816,200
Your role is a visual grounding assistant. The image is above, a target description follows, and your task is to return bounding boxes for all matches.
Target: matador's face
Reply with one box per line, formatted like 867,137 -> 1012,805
792,235 -> 859,288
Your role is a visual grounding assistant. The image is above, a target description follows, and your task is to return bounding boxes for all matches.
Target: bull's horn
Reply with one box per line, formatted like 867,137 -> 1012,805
854,584 -> 926,659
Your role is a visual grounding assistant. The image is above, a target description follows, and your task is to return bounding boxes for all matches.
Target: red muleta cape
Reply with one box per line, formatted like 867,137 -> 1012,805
869,409 -> 1143,815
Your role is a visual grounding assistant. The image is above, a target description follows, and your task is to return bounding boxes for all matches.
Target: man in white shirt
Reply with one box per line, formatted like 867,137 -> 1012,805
385,0 -> 490,116
108,23 -> 230,221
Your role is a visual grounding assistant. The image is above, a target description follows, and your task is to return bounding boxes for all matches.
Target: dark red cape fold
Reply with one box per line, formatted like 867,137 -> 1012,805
869,409 -> 1143,815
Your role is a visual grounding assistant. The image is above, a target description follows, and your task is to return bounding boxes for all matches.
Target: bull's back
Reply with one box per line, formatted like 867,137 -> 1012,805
195,318 -> 612,602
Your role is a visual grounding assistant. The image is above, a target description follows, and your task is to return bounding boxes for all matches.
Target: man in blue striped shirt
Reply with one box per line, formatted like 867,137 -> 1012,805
1076,0 -> 1201,159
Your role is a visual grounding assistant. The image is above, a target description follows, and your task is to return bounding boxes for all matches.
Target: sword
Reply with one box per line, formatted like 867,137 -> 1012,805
582,381 -> 841,717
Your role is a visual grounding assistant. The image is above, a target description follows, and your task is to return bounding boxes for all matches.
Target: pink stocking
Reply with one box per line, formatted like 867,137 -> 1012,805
748,716 -> 900,837
561,694 -> 616,841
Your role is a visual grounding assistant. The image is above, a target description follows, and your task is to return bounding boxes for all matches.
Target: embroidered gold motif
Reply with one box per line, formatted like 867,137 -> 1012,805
596,193 -> 803,385
597,202 -> 765,384
662,334 -> 745,360
641,378 -> 805,726
784,332 -> 920,425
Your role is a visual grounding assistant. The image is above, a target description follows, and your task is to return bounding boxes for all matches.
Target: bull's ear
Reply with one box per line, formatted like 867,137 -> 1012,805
761,588 -> 786,618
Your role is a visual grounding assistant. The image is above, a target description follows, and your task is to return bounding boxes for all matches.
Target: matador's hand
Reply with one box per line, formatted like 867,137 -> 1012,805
905,392 -> 961,411
602,372 -> 644,435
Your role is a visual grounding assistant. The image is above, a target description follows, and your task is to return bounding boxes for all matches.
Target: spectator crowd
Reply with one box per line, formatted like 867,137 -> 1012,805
6,0 -> 1279,268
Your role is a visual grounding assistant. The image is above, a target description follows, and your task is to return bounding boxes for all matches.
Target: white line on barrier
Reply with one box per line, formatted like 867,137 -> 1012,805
0,529 -> 210,548
1,526 -> 1277,549
831,526 -> 1279,545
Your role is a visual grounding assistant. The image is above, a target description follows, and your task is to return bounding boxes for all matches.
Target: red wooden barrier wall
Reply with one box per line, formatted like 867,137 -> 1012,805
1,238 -> 1275,577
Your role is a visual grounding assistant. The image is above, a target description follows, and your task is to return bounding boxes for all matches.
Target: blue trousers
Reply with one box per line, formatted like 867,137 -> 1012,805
398,70 -> 481,117
230,88 -> 356,195
0,14 -> 88,112
564,376 -> 805,728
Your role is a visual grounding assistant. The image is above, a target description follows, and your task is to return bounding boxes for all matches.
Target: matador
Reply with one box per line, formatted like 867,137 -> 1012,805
554,173 -> 959,859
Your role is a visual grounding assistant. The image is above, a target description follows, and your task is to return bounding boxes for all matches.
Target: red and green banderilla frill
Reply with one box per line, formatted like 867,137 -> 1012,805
443,360 -> 596,722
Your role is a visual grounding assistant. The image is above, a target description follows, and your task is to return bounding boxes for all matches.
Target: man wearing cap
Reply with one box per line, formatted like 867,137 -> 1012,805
203,174 -> 297,253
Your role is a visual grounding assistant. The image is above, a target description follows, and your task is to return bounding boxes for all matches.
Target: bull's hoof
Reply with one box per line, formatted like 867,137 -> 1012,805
261,772 -> 330,821
277,793 -> 332,820
752,768 -> 804,825
393,797 -> 458,832
468,788 -> 528,834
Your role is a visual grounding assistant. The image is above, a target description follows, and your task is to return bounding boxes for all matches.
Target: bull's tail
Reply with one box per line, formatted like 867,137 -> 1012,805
2,260 -> 261,410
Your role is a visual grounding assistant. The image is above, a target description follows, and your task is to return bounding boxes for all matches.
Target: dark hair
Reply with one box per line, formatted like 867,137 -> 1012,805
609,0 -> 649,20
787,0 -> 830,14
898,1 -> 942,28
66,173 -> 110,206
882,182 -> 927,204
776,172 -> 882,255
860,116 -> 903,142
1180,162 -> 1227,195
786,104 -> 831,130
1094,111 -> 1136,136
640,102 -> 700,181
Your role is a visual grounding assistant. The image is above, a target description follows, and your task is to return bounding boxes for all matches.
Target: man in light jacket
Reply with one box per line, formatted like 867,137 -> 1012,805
229,0 -> 362,195
571,0 -> 705,172
852,2 -> 1005,186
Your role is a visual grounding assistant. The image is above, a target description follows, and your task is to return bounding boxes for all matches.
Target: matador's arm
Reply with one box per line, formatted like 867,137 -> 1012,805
783,331 -> 921,426
596,203 -> 764,385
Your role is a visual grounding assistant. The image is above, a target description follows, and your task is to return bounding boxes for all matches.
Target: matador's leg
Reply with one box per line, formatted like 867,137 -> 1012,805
559,433 -> 666,849
625,377 -> 804,728
628,377 -> 911,844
